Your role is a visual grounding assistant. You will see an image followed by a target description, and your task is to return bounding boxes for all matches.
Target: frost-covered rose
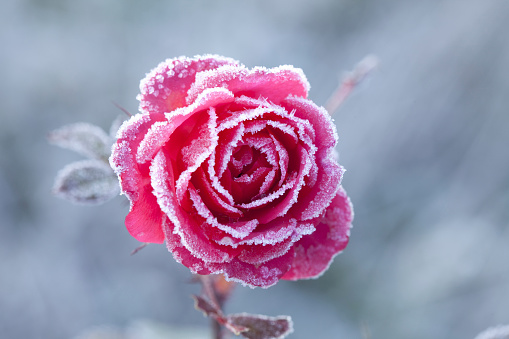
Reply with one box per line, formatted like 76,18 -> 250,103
110,55 -> 353,288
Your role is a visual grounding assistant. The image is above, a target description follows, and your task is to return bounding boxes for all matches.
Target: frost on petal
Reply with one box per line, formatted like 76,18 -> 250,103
281,96 -> 338,154
291,158 -> 344,221
109,113 -> 167,201
189,186 -> 257,239
249,146 -> 311,224
53,160 -> 119,205
162,217 -> 212,275
136,114 -> 188,164
209,248 -> 295,288
215,217 -> 314,249
174,107 -> 219,201
138,54 -> 239,115
48,122 -> 111,161
281,186 -> 353,281
188,64 -> 309,105
151,150 -> 234,263
237,236 -> 294,265
187,64 -> 249,104
215,123 -> 245,178
191,167 -> 242,218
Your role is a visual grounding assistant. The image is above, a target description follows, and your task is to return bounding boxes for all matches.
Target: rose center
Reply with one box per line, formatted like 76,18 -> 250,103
220,144 -> 274,204
229,145 -> 256,177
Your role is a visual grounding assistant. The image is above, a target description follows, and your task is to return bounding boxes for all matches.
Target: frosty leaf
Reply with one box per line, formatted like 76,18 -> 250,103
192,295 -> 223,319
48,122 -> 111,161
226,313 -> 293,339
53,160 -> 119,205
474,325 -> 509,339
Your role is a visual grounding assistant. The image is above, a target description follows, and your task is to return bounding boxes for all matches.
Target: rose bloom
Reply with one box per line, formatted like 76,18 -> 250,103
110,55 -> 353,288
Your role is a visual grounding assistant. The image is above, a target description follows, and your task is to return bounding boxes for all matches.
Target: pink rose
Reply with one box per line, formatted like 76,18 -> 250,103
110,55 -> 353,288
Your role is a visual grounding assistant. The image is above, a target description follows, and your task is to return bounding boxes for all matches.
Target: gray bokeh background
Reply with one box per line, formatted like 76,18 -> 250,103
1,0 -> 509,338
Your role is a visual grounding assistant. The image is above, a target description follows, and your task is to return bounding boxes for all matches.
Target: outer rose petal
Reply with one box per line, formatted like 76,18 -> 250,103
162,217 -> 212,275
281,186 -> 353,281
110,113 -> 167,243
281,96 -> 344,220
187,64 -> 310,105
151,150 -> 235,263
138,54 -> 238,115
208,248 -> 295,288
281,96 -> 338,153
125,186 -> 164,243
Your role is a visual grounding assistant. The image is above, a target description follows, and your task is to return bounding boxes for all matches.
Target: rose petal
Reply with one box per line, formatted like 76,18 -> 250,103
191,167 -> 242,218
110,113 -> 166,200
215,123 -> 245,178
188,64 -> 310,105
188,186 -> 258,240
151,150 -> 234,263
213,217 -> 315,249
125,185 -> 165,243
237,236 -> 294,265
247,145 -> 310,224
291,157 -> 344,221
281,96 -> 338,156
208,248 -> 295,288
162,217 -> 212,275
110,113 -> 168,243
136,116 -> 187,164
174,107 -> 219,201
281,186 -> 353,281
138,54 -> 238,115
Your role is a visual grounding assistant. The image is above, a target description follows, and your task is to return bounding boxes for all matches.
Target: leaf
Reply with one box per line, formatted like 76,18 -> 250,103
53,160 -> 119,205
192,295 -> 224,320
48,122 -> 111,161
226,313 -> 293,339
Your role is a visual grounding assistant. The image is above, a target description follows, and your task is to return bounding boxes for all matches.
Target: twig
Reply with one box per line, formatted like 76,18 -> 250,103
324,55 -> 378,115
199,275 -> 225,339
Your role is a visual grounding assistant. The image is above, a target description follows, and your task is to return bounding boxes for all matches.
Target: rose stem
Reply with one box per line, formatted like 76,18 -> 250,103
324,55 -> 378,115
211,318 -> 223,339
200,275 -> 225,339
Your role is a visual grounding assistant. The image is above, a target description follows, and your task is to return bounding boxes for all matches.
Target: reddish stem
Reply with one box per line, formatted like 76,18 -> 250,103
199,275 -> 225,339
324,55 -> 378,115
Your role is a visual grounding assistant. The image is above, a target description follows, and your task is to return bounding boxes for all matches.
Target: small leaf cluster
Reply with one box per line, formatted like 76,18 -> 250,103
49,118 -> 123,205
193,275 -> 293,339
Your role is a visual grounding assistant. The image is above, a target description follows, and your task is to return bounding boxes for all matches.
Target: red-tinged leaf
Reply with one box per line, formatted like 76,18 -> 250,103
226,313 -> 294,339
192,295 -> 224,320
224,322 -> 249,336
53,160 -> 119,205
48,122 -> 111,161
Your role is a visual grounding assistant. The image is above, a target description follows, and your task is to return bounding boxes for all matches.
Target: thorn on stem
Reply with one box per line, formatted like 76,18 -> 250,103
112,101 -> 133,117
131,242 -> 149,255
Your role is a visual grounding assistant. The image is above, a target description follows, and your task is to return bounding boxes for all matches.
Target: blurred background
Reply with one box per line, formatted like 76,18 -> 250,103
1,0 -> 509,338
